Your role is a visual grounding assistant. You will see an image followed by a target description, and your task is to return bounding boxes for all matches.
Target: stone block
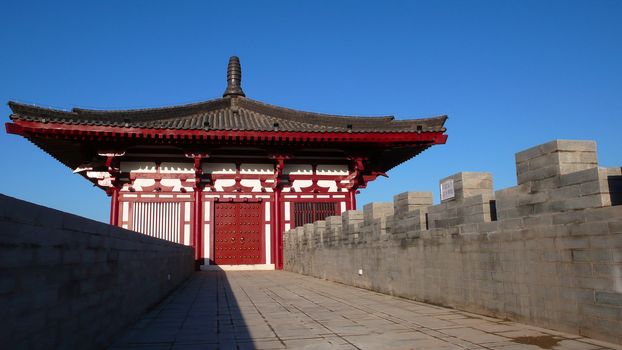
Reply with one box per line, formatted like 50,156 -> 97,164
35,248 -> 63,265
557,150 -> 598,164
393,191 -> 432,218
0,194 -> 42,226
342,210 -> 363,228
303,223 -> 315,245
366,217 -> 390,237
0,246 -> 35,269
552,211 -> 586,225
440,172 -> 493,202
325,215 -> 342,230
363,202 -> 393,224
571,249 -> 611,262
325,215 -> 342,242
461,202 -> 487,216
516,140 -> 596,163
560,168 -> 600,187
295,226 -> 305,243
516,140 -> 599,185
568,222 -> 610,236
527,152 -> 560,170
533,194 -> 605,214
518,164 -> 560,185
549,184 -> 582,201
609,221 -> 622,235
393,208 -> 427,234
458,223 -> 478,234
494,187 -> 520,215
582,303 -> 620,322
523,214 -> 554,227
313,220 -> 326,244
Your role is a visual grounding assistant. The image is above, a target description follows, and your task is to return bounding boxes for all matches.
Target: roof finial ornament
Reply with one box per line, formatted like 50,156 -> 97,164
223,56 -> 245,98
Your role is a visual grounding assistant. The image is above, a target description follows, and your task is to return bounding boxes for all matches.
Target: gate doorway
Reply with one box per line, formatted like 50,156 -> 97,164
213,202 -> 263,265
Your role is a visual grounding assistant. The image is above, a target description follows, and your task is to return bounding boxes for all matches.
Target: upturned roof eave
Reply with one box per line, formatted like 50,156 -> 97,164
6,119 -> 447,140
7,97 -> 447,133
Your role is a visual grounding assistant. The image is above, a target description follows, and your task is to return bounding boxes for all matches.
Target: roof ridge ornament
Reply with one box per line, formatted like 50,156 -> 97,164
223,56 -> 246,98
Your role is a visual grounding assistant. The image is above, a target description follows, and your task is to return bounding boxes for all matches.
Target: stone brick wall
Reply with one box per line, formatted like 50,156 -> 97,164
0,194 -> 195,350
284,140 -> 622,344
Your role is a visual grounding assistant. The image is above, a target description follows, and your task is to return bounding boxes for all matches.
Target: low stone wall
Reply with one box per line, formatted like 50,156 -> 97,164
0,194 -> 194,350
284,140 -> 622,344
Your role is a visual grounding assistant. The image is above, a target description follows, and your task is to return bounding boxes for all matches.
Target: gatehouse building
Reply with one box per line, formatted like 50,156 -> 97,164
5,56 -> 447,270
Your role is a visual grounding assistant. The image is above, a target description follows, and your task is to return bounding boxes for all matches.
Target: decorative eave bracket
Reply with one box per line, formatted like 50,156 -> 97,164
339,156 -> 388,190
185,152 -> 210,190
267,154 -> 292,190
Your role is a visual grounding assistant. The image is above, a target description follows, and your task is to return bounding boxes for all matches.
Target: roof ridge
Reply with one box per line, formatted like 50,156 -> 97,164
238,105 -> 346,131
239,98 -> 396,124
70,97 -> 229,114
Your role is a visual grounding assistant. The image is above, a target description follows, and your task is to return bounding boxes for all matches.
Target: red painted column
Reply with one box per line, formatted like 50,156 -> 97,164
193,188 -> 203,266
109,188 -> 119,226
274,188 -> 282,269
347,188 -> 357,211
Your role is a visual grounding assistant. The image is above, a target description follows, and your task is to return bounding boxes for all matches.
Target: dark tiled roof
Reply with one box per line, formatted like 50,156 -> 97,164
8,97 -> 447,133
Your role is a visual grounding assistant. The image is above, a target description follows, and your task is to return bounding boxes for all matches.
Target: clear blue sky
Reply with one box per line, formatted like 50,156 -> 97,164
1,1 -> 620,223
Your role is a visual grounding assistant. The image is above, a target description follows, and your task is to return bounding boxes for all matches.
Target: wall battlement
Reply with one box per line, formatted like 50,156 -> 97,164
284,140 -> 622,344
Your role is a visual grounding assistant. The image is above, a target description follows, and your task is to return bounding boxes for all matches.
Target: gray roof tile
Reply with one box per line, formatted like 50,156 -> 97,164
8,97 -> 447,133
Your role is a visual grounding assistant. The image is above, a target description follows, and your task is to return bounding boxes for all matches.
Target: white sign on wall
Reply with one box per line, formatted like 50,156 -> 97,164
440,179 -> 455,201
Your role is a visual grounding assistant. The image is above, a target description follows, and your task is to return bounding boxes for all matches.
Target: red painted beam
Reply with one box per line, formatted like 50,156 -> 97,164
6,120 -> 448,145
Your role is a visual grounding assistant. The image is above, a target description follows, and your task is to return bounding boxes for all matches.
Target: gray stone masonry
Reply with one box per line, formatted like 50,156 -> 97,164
428,172 -> 495,229
393,191 -> 433,236
325,215 -> 342,244
342,210 -> 363,243
441,171 -> 494,201
497,140 -> 620,219
284,139 -> 622,345
394,191 -> 433,218
0,194 -> 194,350
363,202 -> 393,238
515,140 -> 597,184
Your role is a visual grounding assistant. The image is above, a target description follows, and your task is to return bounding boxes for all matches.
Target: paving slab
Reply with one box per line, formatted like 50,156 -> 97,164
109,271 -> 622,350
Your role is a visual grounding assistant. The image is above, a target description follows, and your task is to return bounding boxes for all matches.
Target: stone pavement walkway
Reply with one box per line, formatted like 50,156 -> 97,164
110,271 -> 622,350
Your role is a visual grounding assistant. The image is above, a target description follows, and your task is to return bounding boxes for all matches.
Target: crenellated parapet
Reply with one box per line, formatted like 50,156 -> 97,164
496,140 -> 621,219
283,139 -> 622,344
285,140 -> 621,247
392,192 -> 431,237
428,172 -> 495,232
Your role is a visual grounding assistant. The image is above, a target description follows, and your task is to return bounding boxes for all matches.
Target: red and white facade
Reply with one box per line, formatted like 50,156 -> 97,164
5,56 -> 447,270
110,160 -> 358,269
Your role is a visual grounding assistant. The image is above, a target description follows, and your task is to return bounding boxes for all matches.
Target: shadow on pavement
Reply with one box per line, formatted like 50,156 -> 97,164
109,269 -> 255,349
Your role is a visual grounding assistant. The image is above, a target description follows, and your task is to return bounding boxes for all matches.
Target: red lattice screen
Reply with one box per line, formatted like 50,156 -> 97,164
293,202 -> 339,228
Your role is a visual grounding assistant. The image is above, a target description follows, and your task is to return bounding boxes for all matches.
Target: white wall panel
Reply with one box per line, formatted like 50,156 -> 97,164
160,162 -> 194,173
120,162 -> 157,173
265,224 -> 271,265
122,202 -> 129,222
316,164 -> 348,175
284,202 -> 291,221
202,163 -> 236,174
317,180 -> 338,192
283,164 -> 312,175
131,202 -> 182,244
240,163 -> 274,174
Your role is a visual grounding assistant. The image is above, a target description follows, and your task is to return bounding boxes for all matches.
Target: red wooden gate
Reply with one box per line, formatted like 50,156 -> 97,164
214,202 -> 263,265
